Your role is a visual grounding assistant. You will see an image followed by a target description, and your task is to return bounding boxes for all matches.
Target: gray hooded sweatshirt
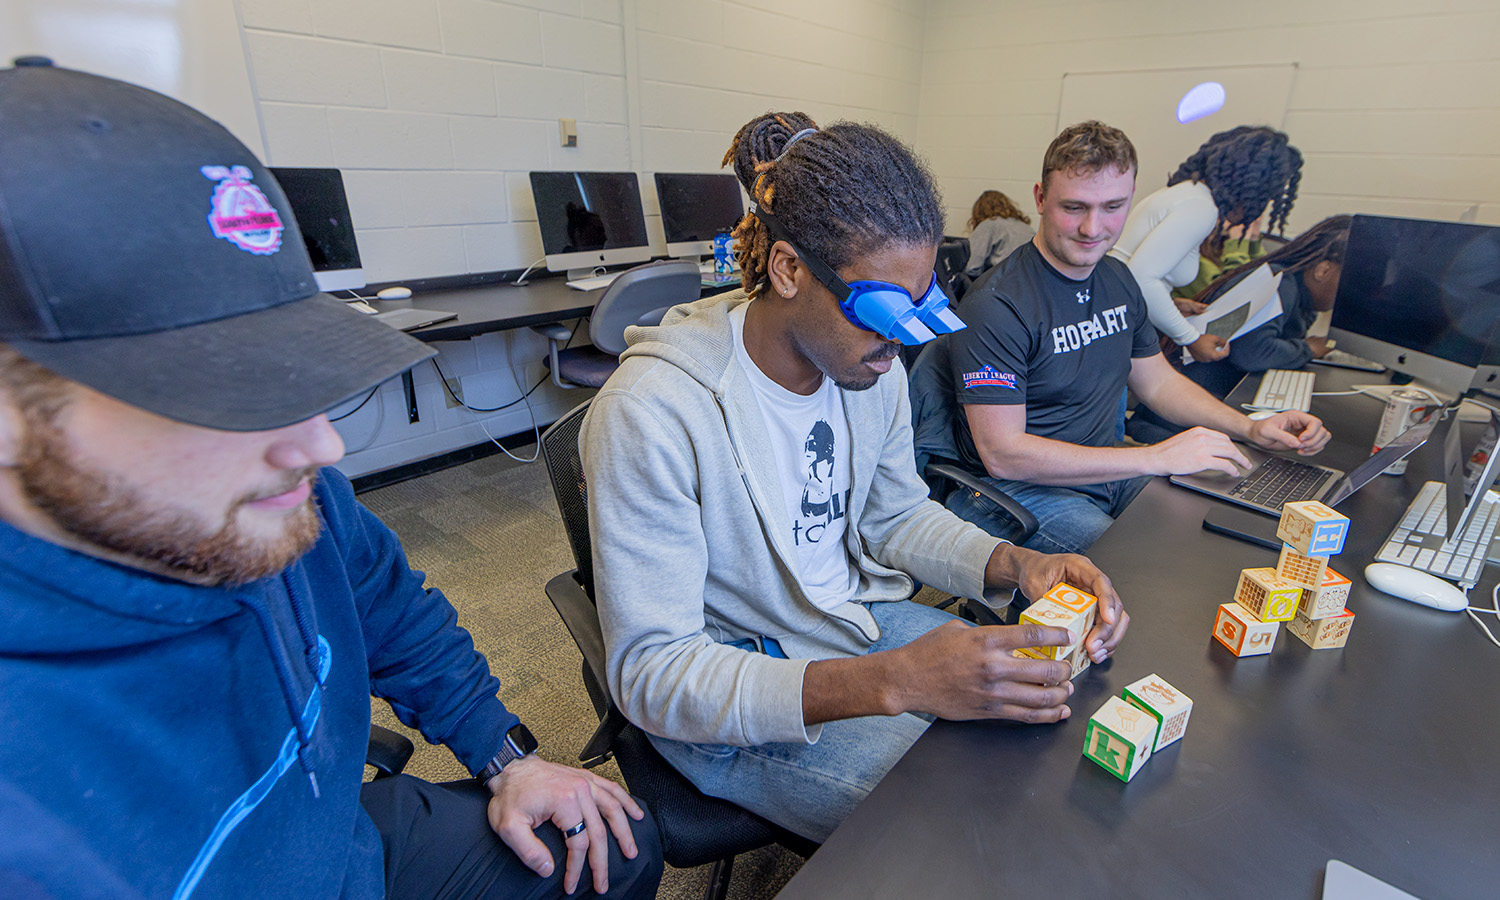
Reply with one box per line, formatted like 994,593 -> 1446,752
580,290 -> 1004,748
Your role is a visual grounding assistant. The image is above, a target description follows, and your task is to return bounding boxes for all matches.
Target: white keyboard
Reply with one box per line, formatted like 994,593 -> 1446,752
1251,369 -> 1316,412
1375,480 -> 1500,587
566,273 -> 619,291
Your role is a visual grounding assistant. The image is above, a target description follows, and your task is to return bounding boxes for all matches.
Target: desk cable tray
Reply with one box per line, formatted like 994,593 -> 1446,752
1374,480 -> 1500,587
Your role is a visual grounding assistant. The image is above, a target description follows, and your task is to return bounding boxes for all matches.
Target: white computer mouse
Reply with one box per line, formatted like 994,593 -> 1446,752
1363,563 -> 1468,612
376,286 -> 412,300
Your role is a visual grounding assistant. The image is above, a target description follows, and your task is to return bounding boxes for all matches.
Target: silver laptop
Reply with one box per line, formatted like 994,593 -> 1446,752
1170,418 -> 1434,516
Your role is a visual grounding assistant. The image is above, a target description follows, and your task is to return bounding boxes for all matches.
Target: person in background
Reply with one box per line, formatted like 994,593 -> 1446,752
940,120 -> 1330,555
1110,126 -> 1304,363
1127,216 -> 1351,444
0,60 -> 660,900
965,190 -> 1036,277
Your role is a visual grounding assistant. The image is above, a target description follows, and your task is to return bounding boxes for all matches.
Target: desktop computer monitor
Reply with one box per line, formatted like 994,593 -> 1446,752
1328,214 -> 1500,396
529,172 -> 652,274
268,167 -> 365,293
653,172 -> 745,259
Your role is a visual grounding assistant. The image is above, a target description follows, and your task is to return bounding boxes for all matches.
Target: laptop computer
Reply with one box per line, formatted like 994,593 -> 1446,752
372,307 -> 458,332
1323,860 -> 1421,899
1170,418 -> 1434,516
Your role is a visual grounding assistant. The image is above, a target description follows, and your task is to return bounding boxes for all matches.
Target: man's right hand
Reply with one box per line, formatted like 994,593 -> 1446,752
1305,336 -> 1333,358
1144,426 -> 1251,477
886,620 -> 1076,724
1186,333 -> 1230,362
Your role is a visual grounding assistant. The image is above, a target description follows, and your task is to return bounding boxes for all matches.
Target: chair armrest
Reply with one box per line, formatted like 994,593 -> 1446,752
529,322 -> 573,343
367,723 -> 414,779
926,462 -> 1039,543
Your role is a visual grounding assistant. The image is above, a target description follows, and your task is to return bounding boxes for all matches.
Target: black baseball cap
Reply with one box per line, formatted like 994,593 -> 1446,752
0,59 -> 435,431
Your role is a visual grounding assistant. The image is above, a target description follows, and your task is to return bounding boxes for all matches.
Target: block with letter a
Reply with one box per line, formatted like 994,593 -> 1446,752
1083,696 -> 1154,782
1213,602 -> 1280,656
1017,583 -> 1098,661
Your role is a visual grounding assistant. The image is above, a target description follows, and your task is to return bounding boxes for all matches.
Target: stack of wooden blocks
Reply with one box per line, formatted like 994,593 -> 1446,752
1213,500 -> 1355,657
1083,674 -> 1194,782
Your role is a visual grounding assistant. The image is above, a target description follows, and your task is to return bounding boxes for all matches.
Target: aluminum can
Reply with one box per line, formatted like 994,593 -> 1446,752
712,230 -> 733,275
1372,389 -> 1428,475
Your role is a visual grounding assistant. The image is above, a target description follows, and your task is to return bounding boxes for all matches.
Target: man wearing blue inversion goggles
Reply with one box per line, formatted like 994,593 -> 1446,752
749,200 -> 966,346
581,112 -> 1130,844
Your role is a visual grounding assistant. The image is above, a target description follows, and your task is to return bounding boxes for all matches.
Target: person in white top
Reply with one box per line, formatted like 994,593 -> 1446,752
1110,126 -> 1303,362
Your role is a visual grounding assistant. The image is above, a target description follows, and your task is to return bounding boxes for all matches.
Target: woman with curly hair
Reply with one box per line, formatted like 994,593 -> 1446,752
964,189 -> 1035,277
1110,126 -> 1303,362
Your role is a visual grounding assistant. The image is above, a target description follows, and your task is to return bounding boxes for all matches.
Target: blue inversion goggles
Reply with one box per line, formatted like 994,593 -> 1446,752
750,202 -> 967,345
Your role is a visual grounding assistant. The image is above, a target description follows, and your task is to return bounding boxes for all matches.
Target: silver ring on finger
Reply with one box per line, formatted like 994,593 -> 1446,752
563,821 -> 587,839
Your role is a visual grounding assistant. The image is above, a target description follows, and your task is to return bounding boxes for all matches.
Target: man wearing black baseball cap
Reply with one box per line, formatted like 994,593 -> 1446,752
0,60 -> 660,900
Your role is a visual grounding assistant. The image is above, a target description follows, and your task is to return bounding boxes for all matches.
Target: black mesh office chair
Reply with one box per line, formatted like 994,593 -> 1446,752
531,260 -> 701,389
936,236 -> 972,302
366,724 -> 414,779
538,402 -> 818,900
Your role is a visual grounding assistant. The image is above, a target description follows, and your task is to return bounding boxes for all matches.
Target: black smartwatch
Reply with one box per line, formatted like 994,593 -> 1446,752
479,723 -> 539,783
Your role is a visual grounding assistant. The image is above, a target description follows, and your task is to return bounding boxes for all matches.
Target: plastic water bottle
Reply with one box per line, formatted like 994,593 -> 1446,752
713,230 -> 733,275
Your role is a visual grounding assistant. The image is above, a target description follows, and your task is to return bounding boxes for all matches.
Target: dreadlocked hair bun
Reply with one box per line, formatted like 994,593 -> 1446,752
721,111 -> 945,297
1168,125 -> 1303,261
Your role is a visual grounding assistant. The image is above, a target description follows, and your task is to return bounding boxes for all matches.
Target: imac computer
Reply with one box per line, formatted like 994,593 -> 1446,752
653,172 -> 745,261
1328,214 -> 1500,396
268,167 -> 365,293
529,172 -> 652,282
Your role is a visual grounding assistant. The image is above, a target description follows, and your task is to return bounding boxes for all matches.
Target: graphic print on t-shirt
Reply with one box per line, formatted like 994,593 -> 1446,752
796,419 -> 848,546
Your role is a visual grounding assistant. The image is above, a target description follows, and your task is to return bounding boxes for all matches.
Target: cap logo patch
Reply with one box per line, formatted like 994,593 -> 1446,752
201,165 -> 284,255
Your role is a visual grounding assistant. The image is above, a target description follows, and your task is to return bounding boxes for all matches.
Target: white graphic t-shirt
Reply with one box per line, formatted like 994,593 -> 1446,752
731,303 -> 858,612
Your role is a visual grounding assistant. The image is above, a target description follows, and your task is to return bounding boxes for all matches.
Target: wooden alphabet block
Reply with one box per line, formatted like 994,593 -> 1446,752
1083,696 -> 1154,782
1276,500 -> 1349,558
1234,567 -> 1301,623
1122,674 -> 1193,751
1287,607 -> 1355,649
1017,583 -> 1098,661
1276,544 -> 1329,590
1012,642 -> 1091,679
1213,602 -> 1280,657
1296,566 -> 1352,620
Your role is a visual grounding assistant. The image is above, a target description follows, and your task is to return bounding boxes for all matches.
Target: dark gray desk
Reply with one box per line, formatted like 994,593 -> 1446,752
399,276 -> 600,343
777,368 -> 1500,899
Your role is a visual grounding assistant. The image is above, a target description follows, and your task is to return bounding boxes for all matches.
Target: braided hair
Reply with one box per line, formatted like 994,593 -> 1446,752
1196,215 -> 1351,304
968,190 -> 1031,230
1168,125 -> 1303,260
722,112 -> 945,297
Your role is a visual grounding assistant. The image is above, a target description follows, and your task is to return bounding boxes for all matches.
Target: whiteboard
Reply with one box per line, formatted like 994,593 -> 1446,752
1058,64 -> 1297,193
0,0 -> 265,156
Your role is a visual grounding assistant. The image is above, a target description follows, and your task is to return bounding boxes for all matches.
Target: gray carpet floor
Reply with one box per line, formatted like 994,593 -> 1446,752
358,447 -> 817,899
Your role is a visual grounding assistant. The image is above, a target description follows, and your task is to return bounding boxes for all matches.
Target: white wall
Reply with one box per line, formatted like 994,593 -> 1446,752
918,0 -> 1500,234
234,0 -> 924,477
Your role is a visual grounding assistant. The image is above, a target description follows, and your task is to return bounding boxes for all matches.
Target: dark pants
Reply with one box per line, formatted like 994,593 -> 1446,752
360,775 -> 662,900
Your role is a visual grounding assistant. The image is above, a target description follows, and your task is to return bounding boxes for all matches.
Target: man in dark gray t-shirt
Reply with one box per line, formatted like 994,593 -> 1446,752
943,121 -> 1332,555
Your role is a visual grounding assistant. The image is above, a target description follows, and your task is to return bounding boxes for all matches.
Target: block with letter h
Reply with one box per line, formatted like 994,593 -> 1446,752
1276,500 -> 1349,558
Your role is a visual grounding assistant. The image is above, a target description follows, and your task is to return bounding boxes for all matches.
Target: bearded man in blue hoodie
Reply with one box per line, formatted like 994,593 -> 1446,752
0,61 -> 660,900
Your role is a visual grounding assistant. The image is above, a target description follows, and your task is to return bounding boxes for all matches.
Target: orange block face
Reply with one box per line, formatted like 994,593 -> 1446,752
1276,544 -> 1329,590
1234,567 -> 1300,623
1213,602 -> 1280,657
1297,566 -> 1352,620
1042,583 -> 1097,613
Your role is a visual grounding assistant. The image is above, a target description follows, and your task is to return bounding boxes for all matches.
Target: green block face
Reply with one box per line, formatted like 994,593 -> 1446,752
1122,690 -> 1165,749
1083,721 -> 1135,782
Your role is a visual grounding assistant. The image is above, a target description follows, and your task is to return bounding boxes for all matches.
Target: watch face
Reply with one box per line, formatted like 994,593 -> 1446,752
508,723 -> 539,756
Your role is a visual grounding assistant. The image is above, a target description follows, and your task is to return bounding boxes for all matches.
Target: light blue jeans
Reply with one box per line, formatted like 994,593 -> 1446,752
946,474 -> 1152,555
647,599 -> 959,842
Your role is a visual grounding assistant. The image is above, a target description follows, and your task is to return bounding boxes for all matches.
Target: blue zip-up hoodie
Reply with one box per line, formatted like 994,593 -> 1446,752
0,469 -> 518,900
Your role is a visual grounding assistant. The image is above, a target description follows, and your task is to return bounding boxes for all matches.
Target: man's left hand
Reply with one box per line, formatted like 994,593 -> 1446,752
486,755 -> 646,895
1009,549 -> 1129,663
1246,410 -> 1331,456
